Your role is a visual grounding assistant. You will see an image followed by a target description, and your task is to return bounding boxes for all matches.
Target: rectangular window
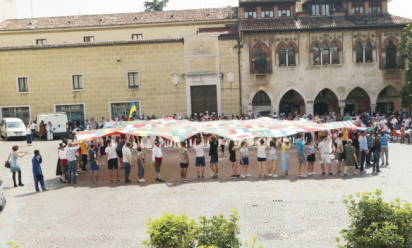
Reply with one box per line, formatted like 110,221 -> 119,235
72,75 -> 83,90
127,72 -> 139,88
132,34 -> 143,40
1,107 -> 30,124
36,39 -> 46,45
244,10 -> 257,19
110,102 -> 140,121
321,4 -> 330,16
17,77 -> 29,93
261,10 -> 274,18
278,9 -> 291,17
83,36 -> 94,43
312,5 -> 320,16
352,5 -> 365,14
371,5 -> 381,14
55,104 -> 85,124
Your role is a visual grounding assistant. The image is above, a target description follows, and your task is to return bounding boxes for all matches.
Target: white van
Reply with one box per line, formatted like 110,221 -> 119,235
0,118 -> 26,140
36,112 -> 68,138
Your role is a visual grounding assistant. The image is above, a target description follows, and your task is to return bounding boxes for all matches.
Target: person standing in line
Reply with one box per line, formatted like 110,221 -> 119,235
46,121 -> 53,141
179,142 -> 190,183
66,142 -> 80,185
209,136 -> 219,179
194,138 -> 206,179
343,140 -> 357,177
58,143 -> 68,183
295,135 -> 307,177
105,140 -> 119,183
267,140 -> 278,177
371,135 -> 381,173
218,137 -> 226,156
79,142 -> 88,171
380,131 -> 389,167
116,137 -> 126,169
256,139 -> 267,178
334,133 -> 344,174
280,138 -> 291,176
9,146 -> 27,187
122,142 -> 132,184
136,146 -> 146,183
26,124 -> 33,146
32,150 -> 46,192
239,141 -> 250,178
305,139 -> 316,176
152,139 -> 164,182
358,131 -> 368,173
318,134 -> 333,175
88,144 -> 99,183
228,140 -> 239,178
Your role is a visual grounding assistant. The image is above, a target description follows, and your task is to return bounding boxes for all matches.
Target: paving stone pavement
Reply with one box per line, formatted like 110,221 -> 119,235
0,139 -> 411,248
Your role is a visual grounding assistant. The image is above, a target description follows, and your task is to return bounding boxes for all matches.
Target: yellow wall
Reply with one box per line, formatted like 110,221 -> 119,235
0,22 -> 232,47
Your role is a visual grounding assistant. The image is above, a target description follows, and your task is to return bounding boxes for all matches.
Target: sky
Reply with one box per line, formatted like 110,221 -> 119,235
14,0 -> 412,19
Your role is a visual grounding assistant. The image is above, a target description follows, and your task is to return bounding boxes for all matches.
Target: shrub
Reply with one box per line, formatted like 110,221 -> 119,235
196,210 -> 241,248
142,213 -> 197,248
338,189 -> 412,248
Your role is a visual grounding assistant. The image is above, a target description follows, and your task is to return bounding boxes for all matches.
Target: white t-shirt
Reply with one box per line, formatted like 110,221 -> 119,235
257,145 -> 267,158
122,146 -> 132,163
105,145 -> 118,160
269,147 -> 276,156
239,147 -> 249,158
58,148 -> 67,160
318,140 -> 332,155
194,144 -> 204,157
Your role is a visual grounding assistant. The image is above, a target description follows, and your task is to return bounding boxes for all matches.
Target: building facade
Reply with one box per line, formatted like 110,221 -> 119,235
0,0 -> 410,124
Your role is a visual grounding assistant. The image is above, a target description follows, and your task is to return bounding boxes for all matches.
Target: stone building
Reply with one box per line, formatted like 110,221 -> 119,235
239,0 -> 411,117
0,0 -> 410,124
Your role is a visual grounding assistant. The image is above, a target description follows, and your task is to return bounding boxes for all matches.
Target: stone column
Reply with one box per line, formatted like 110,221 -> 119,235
306,100 -> 314,115
339,99 -> 346,115
371,103 -> 377,113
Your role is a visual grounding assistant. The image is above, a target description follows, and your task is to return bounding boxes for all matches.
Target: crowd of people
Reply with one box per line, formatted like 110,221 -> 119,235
5,111 -> 411,191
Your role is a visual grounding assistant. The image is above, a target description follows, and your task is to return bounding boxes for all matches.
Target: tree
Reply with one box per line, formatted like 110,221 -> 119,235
144,0 -> 169,12
400,24 -> 412,113
337,190 -> 412,248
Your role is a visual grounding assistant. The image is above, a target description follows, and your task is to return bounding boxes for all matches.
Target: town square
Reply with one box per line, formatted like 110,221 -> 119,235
0,0 -> 412,247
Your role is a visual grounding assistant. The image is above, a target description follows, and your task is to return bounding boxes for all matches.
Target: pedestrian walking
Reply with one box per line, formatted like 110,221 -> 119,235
306,139 -> 316,176
9,146 -> 27,187
267,140 -> 278,177
371,135 -> 381,173
280,138 -> 291,176
343,140 -> 357,177
228,140 -> 239,178
239,141 -> 250,178
80,142 -> 88,171
358,131 -> 368,173
32,150 -> 46,192
256,139 -> 267,177
295,135 -> 307,177
46,121 -> 53,141
57,143 -> 68,183
105,139 -> 119,183
318,134 -> 333,175
380,132 -> 389,167
26,124 -> 33,145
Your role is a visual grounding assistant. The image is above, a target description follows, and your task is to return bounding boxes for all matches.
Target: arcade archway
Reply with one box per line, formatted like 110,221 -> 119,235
279,90 -> 305,116
252,90 -> 272,116
314,89 -> 339,115
376,86 -> 401,114
344,87 -> 371,115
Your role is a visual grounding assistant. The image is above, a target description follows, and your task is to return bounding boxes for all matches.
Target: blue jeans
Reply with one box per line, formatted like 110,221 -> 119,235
34,174 -> 46,191
68,160 -> 77,184
26,134 -> 32,144
124,162 -> 131,183
359,150 -> 367,172
137,160 -> 145,178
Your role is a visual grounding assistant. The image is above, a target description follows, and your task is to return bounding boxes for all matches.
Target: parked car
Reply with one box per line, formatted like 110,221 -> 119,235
0,118 -> 26,140
0,178 -> 6,212
36,112 -> 68,138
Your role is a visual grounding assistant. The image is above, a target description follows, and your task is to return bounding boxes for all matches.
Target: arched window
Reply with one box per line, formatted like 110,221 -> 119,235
279,46 -> 287,66
331,42 -> 339,64
288,45 -> 296,66
253,46 -> 269,73
365,41 -> 373,62
322,42 -> 330,65
252,91 -> 271,106
313,44 -> 321,65
386,40 -> 397,69
355,41 -> 364,63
